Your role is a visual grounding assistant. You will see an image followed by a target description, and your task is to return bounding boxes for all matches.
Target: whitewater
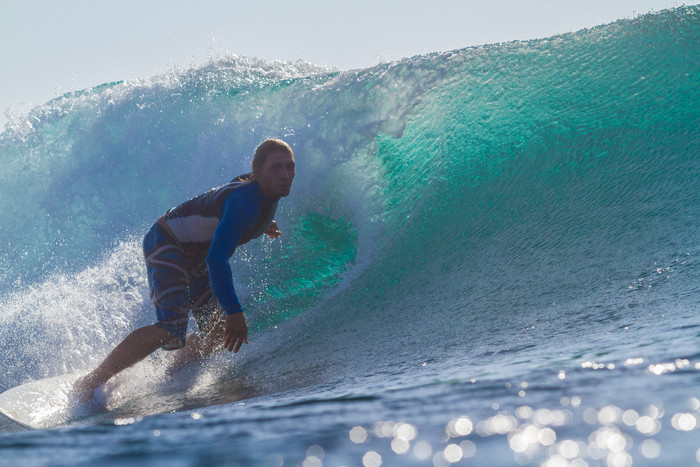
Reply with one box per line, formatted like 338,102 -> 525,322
1,5 -> 699,466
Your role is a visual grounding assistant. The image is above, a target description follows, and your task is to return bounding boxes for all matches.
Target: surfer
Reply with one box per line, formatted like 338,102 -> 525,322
74,139 -> 296,401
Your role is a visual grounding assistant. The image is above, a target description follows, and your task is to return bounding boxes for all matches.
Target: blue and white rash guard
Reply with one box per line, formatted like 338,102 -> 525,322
160,175 -> 278,315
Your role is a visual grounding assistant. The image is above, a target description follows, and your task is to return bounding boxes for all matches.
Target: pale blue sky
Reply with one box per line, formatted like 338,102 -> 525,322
1,0 -> 695,129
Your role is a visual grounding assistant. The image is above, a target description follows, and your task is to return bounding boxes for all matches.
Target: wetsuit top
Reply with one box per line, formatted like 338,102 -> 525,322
161,175 -> 278,315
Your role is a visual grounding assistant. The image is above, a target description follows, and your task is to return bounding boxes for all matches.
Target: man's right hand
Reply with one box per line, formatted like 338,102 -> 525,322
223,312 -> 248,353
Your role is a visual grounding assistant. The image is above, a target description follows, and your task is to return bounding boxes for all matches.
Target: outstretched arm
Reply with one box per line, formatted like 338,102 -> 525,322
206,196 -> 256,351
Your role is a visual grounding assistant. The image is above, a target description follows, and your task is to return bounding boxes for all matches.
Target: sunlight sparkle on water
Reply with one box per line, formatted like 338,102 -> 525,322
413,440 -> 432,460
350,426 -> 368,443
446,416 -> 473,437
639,439 -> 661,459
621,409 -> 639,426
336,357 -> 700,466
362,451 -> 382,467
648,358 -> 691,375
671,412 -> 697,431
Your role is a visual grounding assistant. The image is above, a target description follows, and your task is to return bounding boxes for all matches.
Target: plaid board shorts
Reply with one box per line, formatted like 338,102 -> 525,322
143,222 -> 220,350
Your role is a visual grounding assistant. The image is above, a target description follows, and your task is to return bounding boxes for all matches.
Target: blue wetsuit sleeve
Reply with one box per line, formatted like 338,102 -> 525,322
206,194 -> 257,315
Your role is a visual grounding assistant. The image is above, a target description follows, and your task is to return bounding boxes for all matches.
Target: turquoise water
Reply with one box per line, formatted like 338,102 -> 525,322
1,6 -> 699,466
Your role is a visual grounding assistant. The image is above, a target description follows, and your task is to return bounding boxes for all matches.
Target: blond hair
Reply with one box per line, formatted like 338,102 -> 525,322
250,139 -> 294,180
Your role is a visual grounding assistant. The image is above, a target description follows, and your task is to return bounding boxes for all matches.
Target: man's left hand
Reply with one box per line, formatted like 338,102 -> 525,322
265,221 -> 282,239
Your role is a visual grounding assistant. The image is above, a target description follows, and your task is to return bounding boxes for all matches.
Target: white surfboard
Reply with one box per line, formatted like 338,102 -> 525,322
0,373 -> 90,429
0,365 -> 224,430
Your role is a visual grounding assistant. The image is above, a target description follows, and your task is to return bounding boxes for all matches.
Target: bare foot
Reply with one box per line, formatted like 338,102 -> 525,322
73,373 -> 103,404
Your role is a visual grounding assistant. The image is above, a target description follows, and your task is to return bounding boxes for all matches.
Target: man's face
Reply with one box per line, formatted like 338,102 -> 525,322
258,150 -> 295,199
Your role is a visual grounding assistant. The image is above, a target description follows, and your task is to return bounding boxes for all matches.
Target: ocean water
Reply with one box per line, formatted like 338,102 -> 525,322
1,5 -> 699,466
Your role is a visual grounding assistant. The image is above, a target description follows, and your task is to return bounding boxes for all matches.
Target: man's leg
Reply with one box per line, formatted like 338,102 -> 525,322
74,324 -> 176,400
75,223 -> 190,400
165,268 -> 228,373
165,313 -> 226,374
190,316 -> 227,357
